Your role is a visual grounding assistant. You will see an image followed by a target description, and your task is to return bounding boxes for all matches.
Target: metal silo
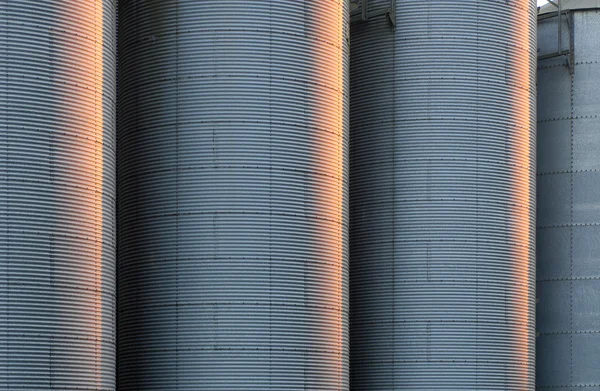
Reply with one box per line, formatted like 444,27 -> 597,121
117,1 -> 349,390
350,0 -> 536,389
537,1 -> 600,388
0,1 -> 116,390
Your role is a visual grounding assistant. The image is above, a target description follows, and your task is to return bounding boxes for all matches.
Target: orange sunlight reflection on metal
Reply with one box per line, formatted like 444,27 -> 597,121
59,1 -> 105,383
510,1 -> 535,387
309,1 -> 347,387
91,0 -> 104,382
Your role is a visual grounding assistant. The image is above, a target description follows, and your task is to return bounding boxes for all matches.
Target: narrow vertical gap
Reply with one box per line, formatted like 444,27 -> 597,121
131,3 -> 141,390
132,3 -> 141,390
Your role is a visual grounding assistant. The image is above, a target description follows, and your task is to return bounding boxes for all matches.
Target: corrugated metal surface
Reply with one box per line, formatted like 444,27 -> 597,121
117,1 -> 349,389
0,1 -> 116,390
538,0 -> 600,15
537,9 -> 600,390
349,1 -> 536,389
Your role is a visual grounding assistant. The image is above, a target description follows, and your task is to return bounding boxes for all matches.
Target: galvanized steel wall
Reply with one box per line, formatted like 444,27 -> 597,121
537,8 -> 600,390
117,1 -> 349,389
0,1 -> 116,389
350,1 -> 536,389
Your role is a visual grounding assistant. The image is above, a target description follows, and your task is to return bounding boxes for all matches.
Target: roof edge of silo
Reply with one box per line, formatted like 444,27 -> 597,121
539,0 -> 600,15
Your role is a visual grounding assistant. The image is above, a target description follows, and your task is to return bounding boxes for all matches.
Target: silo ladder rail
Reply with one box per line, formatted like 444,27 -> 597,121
537,0 -> 574,74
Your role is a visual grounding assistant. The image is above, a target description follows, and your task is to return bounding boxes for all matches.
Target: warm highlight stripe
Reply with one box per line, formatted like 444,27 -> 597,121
0,0 -> 115,389
309,1 -> 349,388
349,0 -> 537,389
116,1 -> 349,389
57,0 -> 107,385
510,0 -> 536,386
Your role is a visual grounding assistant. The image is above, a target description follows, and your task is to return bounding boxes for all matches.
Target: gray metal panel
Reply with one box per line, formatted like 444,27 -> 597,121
537,9 -> 600,390
116,1 -> 349,389
350,1 -> 536,389
539,0 -> 600,15
0,1 -> 116,390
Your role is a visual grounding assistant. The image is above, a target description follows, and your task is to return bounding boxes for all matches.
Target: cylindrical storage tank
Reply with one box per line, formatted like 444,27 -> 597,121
0,1 -> 116,390
537,2 -> 600,389
117,1 -> 349,390
350,0 -> 536,389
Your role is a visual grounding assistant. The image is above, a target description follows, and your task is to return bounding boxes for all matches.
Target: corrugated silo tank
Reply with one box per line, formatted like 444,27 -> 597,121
0,1 -> 116,390
536,1 -> 600,389
117,1 -> 349,389
349,0 -> 536,389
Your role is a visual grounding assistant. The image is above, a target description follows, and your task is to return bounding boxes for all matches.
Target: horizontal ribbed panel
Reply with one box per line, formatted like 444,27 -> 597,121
0,1 -> 116,390
349,1 -> 536,389
117,1 -> 349,389
536,10 -> 600,390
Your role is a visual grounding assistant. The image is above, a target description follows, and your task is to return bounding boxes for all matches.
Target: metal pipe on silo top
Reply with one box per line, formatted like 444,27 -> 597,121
349,0 -> 536,389
537,2 -> 600,388
0,1 -> 116,390
117,1 -> 349,389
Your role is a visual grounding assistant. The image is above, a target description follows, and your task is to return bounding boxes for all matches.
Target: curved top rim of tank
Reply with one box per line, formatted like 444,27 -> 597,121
539,0 -> 600,15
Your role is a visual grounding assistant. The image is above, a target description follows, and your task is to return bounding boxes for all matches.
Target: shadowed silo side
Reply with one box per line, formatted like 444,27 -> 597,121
0,1 -> 116,390
536,2 -> 600,389
350,0 -> 536,389
117,1 -> 349,390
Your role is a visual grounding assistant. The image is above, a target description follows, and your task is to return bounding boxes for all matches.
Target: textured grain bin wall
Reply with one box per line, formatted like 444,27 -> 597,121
0,1 -> 116,390
350,1 -> 537,389
537,5 -> 600,390
117,1 -> 349,390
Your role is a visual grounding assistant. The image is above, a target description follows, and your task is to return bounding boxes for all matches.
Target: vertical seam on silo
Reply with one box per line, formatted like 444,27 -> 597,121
336,0 -> 350,390
95,0 -> 101,382
475,2 -> 480,387
3,3 -> 8,387
211,7 -> 217,356
175,2 -> 180,388
569,19 -> 574,388
113,4 -> 118,387
338,2 -> 344,389
268,1 -> 273,388
48,20 -> 55,390
392,1 -> 397,387
337,2 -> 341,389
503,18 -> 508,389
302,2 -> 308,388
116,2 -> 119,386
